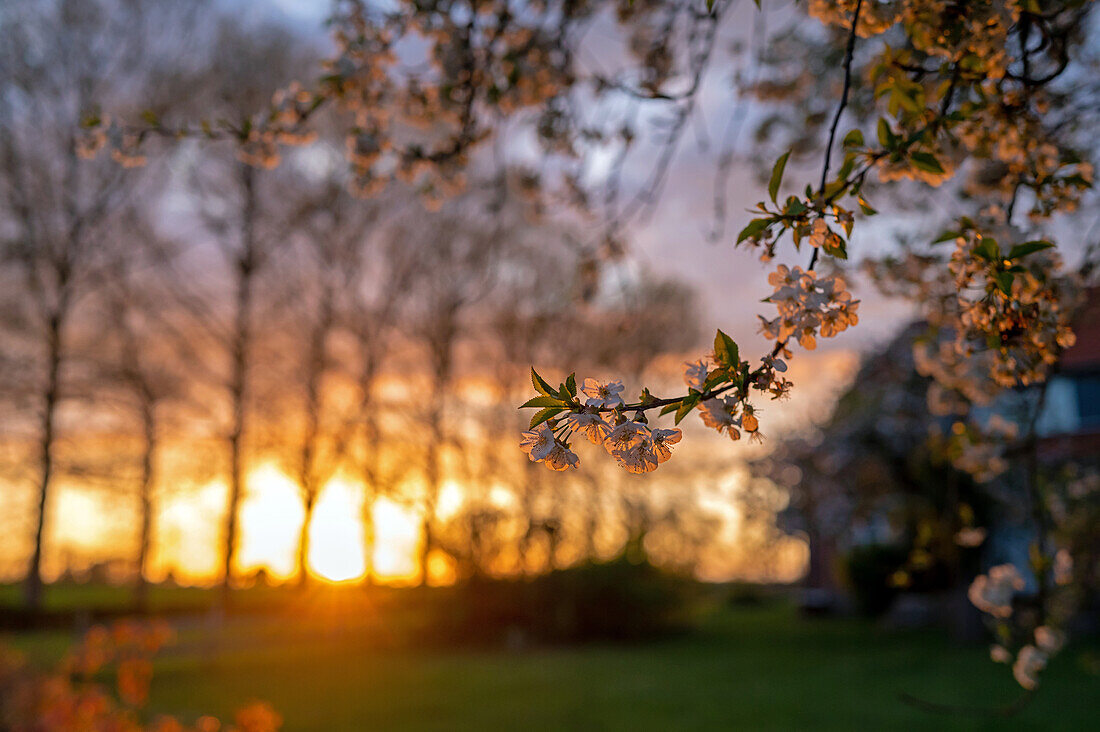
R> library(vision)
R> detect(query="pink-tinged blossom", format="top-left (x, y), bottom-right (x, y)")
top-left (682, 359), bottom-right (711, 391)
top-left (968, 563), bottom-right (1025, 617)
top-left (564, 412), bottom-right (613, 445)
top-left (581, 378), bottom-right (625, 408)
top-left (699, 397), bottom-right (736, 430)
top-left (1013, 645), bottom-right (1047, 690)
top-left (612, 442), bottom-right (659, 474)
top-left (603, 421), bottom-right (649, 454)
top-left (519, 424), bottom-right (556, 462)
top-left (761, 265), bottom-right (859, 351)
top-left (544, 443), bottom-right (580, 471)
top-left (698, 397), bottom-right (742, 441)
top-left (1054, 549), bottom-right (1073, 585)
top-left (1034, 626), bottom-right (1064, 654)
top-left (808, 217), bottom-right (830, 248)
top-left (741, 405), bottom-right (759, 433)
top-left (650, 428), bottom-right (682, 464)
top-left (954, 527), bottom-right (987, 547)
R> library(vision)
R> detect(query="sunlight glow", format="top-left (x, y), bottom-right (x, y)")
top-left (152, 479), bottom-right (227, 585)
top-left (238, 465), bottom-right (303, 581)
top-left (308, 478), bottom-right (366, 583)
top-left (370, 497), bottom-right (420, 582)
top-left (149, 465), bottom-right (428, 586)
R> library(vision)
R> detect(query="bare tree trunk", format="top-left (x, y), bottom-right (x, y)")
top-left (221, 164), bottom-right (257, 606)
top-left (361, 506), bottom-right (376, 587)
top-left (360, 405), bottom-right (379, 588)
top-left (294, 290), bottom-right (331, 588)
top-left (134, 399), bottom-right (157, 612)
top-left (419, 429), bottom-right (440, 587)
top-left (518, 462), bottom-right (539, 574)
top-left (24, 311), bottom-right (62, 611)
top-left (417, 308), bottom-right (456, 587)
top-left (295, 493), bottom-right (316, 587)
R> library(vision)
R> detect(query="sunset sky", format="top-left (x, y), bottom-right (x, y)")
top-left (0, 0), bottom-right (902, 589)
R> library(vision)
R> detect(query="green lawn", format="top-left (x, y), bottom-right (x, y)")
top-left (90, 603), bottom-right (1099, 731)
top-left (0, 581), bottom-right (289, 613)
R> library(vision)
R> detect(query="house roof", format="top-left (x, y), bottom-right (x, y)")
top-left (1061, 286), bottom-right (1100, 373)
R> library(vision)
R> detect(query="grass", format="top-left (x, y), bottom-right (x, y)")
top-left (0, 581), bottom-right (289, 614)
top-left (10, 599), bottom-right (1094, 731)
top-left (4, 588), bottom-right (1098, 731)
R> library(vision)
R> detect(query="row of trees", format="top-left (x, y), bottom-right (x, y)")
top-left (0, 0), bottom-right (792, 612)
top-left (63, 0), bottom-right (1100, 696)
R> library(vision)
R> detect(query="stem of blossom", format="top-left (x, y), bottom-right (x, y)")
top-left (585, 382), bottom-right (740, 414)
top-left (811, 0), bottom-right (864, 271)
top-left (817, 0), bottom-right (864, 198)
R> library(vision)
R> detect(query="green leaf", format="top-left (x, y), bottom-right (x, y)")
top-left (706, 0), bottom-right (715, 11)
top-left (842, 129), bottom-right (864, 148)
top-left (565, 372), bottom-right (577, 397)
top-left (713, 329), bottom-right (739, 368)
top-left (659, 402), bottom-right (681, 417)
top-left (857, 196), bottom-right (877, 216)
top-left (909, 151), bottom-right (945, 175)
top-left (822, 178), bottom-right (847, 201)
top-left (703, 369), bottom-right (728, 391)
top-left (520, 395), bottom-right (567, 409)
top-left (674, 399), bottom-right (695, 425)
top-left (768, 151), bottom-right (790, 203)
top-left (932, 230), bottom-right (960, 244)
top-left (823, 238), bottom-right (848, 260)
top-left (876, 118), bottom-right (893, 148)
top-left (975, 237), bottom-right (1000, 262)
top-left (531, 368), bottom-right (555, 396)
top-left (530, 407), bottom-right (565, 429)
top-left (736, 218), bottom-right (771, 245)
top-left (836, 152), bottom-right (856, 182)
top-left (1007, 240), bottom-right (1054, 260)
top-left (994, 272), bottom-right (1014, 295)
top-left (785, 197), bottom-right (808, 216)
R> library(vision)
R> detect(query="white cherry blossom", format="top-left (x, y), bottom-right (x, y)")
top-left (519, 424), bottom-right (556, 462)
top-left (564, 411), bottom-right (613, 445)
top-left (544, 443), bottom-right (580, 471)
top-left (581, 378), bottom-right (625, 408)
top-left (968, 563), bottom-right (1025, 617)
top-left (1012, 645), bottom-right (1047, 690)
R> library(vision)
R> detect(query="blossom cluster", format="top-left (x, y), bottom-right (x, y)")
top-left (759, 265), bottom-right (860, 351)
top-left (967, 563), bottom-right (1025, 618)
top-left (77, 0), bottom-right (585, 213)
top-left (520, 329), bottom-right (805, 474)
top-left (865, 221), bottom-right (1081, 485)
top-left (687, 355), bottom-right (769, 443)
top-left (969, 563), bottom-right (1073, 690)
top-left (945, 230), bottom-right (1078, 389)
top-left (519, 377), bottom-right (684, 474)
top-left (957, 86), bottom-right (1094, 221)
top-left (935, 415), bottom-right (1019, 483)
top-left (808, 0), bottom-right (1022, 79)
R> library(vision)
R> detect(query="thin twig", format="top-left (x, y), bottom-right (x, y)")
top-left (810, 0), bottom-right (864, 271)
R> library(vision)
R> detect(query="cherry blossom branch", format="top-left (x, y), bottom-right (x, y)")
top-left (817, 0), bottom-right (864, 197)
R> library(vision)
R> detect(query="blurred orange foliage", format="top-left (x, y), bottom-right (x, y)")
top-left (0, 620), bottom-right (280, 732)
